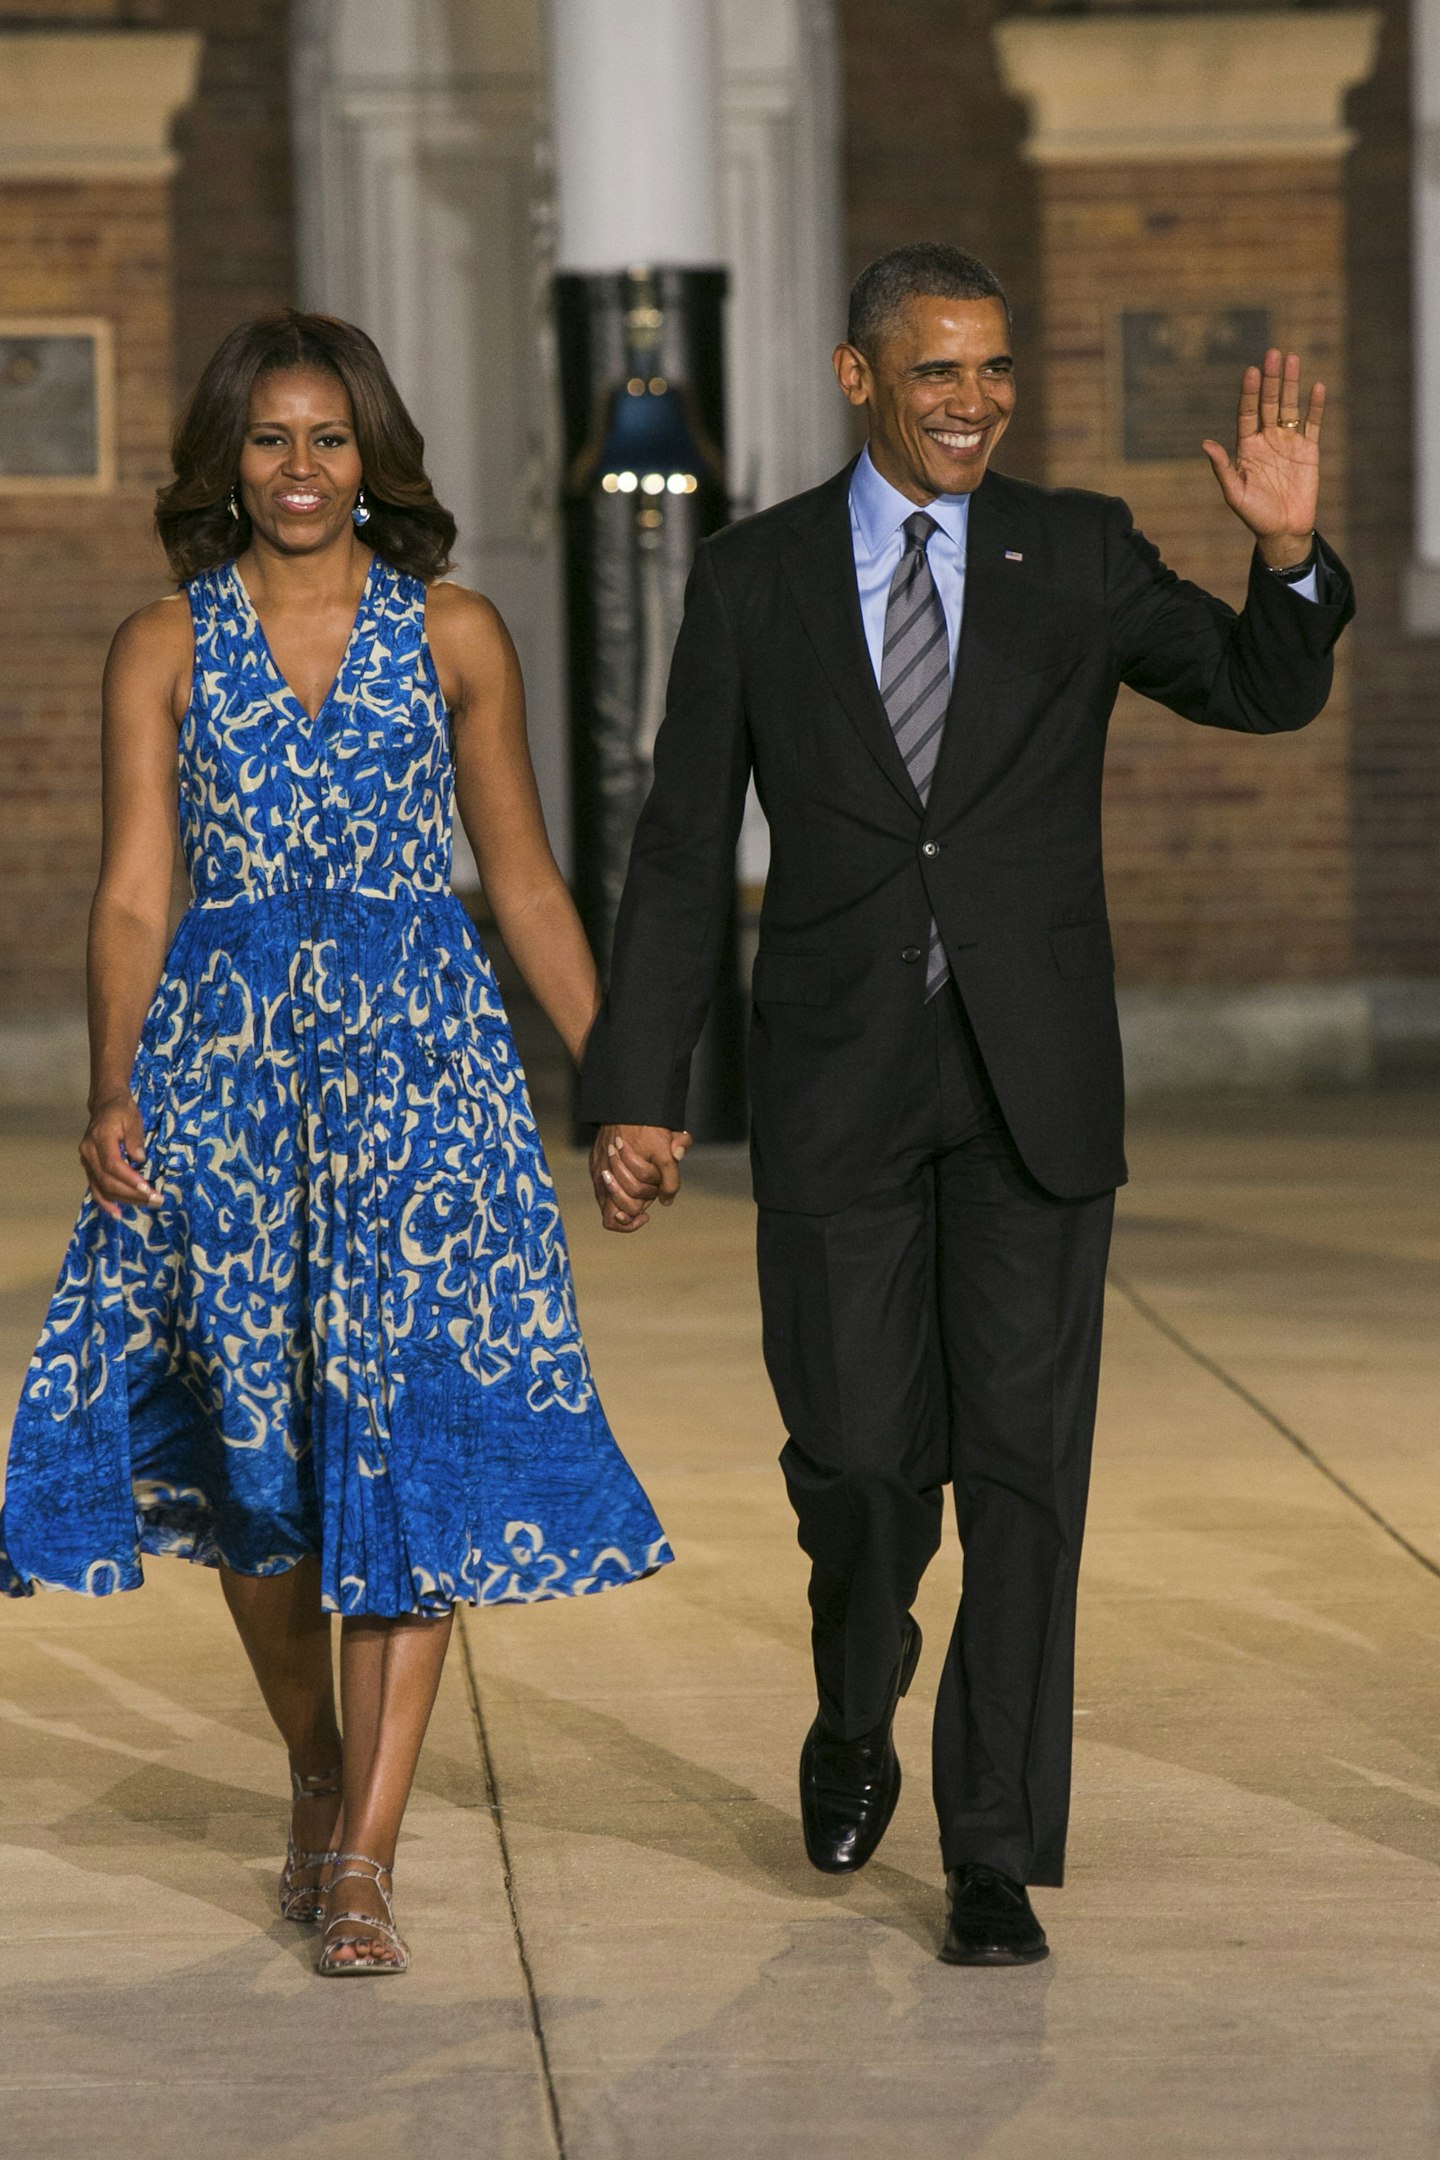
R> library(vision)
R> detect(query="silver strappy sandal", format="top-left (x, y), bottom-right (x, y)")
top-left (316, 1854), bottom-right (409, 1976)
top-left (278, 1763), bottom-right (343, 1925)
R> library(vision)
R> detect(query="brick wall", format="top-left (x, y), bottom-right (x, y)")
top-left (165, 0), bottom-right (296, 400)
top-left (0, 4), bottom-right (295, 1031)
top-left (0, 175), bottom-right (177, 1019)
top-left (1041, 154), bottom-right (1353, 985)
top-left (0, 2), bottom-right (296, 398)
top-left (839, 0), bottom-right (1438, 998)
top-left (840, 0), bottom-right (1046, 480)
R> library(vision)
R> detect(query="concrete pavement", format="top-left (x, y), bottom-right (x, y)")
top-left (0, 1094), bottom-right (1436, 2157)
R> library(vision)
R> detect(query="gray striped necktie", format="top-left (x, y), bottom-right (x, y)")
top-left (880, 510), bottom-right (951, 999)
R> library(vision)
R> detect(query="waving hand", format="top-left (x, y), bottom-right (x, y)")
top-left (1202, 347), bottom-right (1322, 569)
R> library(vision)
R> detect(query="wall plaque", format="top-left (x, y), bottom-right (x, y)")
top-left (1119, 307), bottom-right (1271, 464)
top-left (0, 318), bottom-right (115, 491)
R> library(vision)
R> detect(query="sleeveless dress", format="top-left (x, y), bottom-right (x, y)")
top-left (0, 555), bottom-right (672, 1615)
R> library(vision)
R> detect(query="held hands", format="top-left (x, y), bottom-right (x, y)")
top-left (81, 1090), bottom-right (160, 1220)
top-left (1202, 348), bottom-right (1322, 570)
top-left (589, 1123), bottom-right (692, 1234)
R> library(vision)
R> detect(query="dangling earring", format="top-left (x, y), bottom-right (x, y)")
top-left (352, 487), bottom-right (371, 528)
top-left (227, 488), bottom-right (240, 521)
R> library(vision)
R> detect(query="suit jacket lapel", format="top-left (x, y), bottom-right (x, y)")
top-left (779, 465), bottom-right (924, 814)
top-left (927, 472), bottom-right (1039, 815)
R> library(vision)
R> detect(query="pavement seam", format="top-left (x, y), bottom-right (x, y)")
top-left (1108, 1265), bottom-right (1440, 1588)
top-left (458, 1613), bottom-right (568, 2160)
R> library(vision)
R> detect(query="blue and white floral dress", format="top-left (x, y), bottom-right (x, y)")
top-left (0, 555), bottom-right (671, 1614)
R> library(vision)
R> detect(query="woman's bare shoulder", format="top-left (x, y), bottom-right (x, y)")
top-left (425, 578), bottom-right (513, 645)
top-left (108, 592), bottom-right (193, 668)
top-left (424, 579), bottom-right (519, 700)
top-left (104, 593), bottom-right (193, 719)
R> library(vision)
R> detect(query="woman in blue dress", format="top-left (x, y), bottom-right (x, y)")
top-left (0, 311), bottom-right (673, 1975)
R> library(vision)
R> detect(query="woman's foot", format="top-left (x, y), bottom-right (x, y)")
top-left (278, 1763), bottom-right (344, 1924)
top-left (317, 1855), bottom-right (409, 1975)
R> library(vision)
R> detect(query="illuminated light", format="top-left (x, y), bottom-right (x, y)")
top-left (601, 472), bottom-right (620, 493)
top-left (665, 471), bottom-right (691, 495)
top-left (648, 375), bottom-right (668, 395)
top-left (616, 470), bottom-right (638, 493)
top-left (638, 506), bottom-right (663, 530)
top-left (626, 377), bottom-right (645, 396)
top-left (683, 473), bottom-right (699, 494)
top-left (641, 472), bottom-right (665, 495)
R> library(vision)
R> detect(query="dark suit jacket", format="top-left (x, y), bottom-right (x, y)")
top-left (579, 461), bottom-right (1355, 1211)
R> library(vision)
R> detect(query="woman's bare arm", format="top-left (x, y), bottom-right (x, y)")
top-left (428, 582), bottom-right (601, 1066)
top-left (80, 596), bottom-right (189, 1218)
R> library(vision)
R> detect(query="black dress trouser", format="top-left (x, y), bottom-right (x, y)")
top-left (756, 984), bottom-right (1114, 1887)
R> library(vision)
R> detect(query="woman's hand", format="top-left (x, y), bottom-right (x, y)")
top-left (81, 1090), bottom-right (160, 1219)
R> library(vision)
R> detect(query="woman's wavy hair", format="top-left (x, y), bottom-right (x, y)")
top-left (156, 311), bottom-right (457, 583)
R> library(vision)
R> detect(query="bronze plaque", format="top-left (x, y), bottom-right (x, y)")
top-left (0, 327), bottom-right (108, 484)
top-left (1120, 308), bottom-right (1271, 463)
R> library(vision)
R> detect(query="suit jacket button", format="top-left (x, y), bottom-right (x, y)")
top-left (902, 946), bottom-right (922, 963)
top-left (921, 840), bottom-right (940, 857)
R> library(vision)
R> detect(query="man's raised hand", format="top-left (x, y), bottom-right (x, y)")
top-left (589, 1123), bottom-right (692, 1234)
top-left (1202, 347), bottom-right (1323, 570)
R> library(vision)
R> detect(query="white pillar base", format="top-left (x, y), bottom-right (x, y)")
top-left (1403, 560), bottom-right (1440, 635)
top-left (7, 983), bottom-right (1440, 1121)
top-left (1117, 980), bottom-right (1440, 1096)
top-left (0, 1017), bottom-right (91, 1122)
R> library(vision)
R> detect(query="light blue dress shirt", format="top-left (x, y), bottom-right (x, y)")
top-left (849, 446), bottom-right (969, 688)
top-left (847, 443), bottom-right (1319, 692)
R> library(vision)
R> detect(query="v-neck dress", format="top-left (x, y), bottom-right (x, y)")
top-left (0, 556), bottom-right (672, 1614)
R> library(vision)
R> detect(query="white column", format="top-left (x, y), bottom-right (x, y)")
top-left (1409, 0), bottom-right (1440, 630)
top-left (292, 0), bottom-right (845, 887)
top-left (718, 0), bottom-right (847, 518)
top-left (549, 0), bottom-right (721, 270)
top-left (715, 0), bottom-right (847, 884)
top-left (290, 0), bottom-right (568, 880)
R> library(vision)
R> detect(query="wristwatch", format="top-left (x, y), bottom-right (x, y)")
top-left (1267, 539), bottom-right (1318, 582)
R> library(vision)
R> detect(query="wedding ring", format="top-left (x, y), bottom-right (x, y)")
top-left (1279, 419), bottom-right (1301, 430)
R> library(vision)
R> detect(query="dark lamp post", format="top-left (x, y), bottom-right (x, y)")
top-left (557, 263), bottom-right (746, 1143)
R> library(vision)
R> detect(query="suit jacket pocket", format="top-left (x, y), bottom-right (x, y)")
top-left (989, 636), bottom-right (1086, 690)
top-left (751, 950), bottom-right (830, 1006)
top-left (1049, 919), bottom-right (1115, 980)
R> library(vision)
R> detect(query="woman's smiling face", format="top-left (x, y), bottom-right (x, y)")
top-left (236, 367), bottom-right (365, 553)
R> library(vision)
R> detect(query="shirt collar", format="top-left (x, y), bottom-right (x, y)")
top-left (849, 444), bottom-right (971, 560)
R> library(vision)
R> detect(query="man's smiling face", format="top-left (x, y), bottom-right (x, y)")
top-left (834, 293), bottom-right (1016, 504)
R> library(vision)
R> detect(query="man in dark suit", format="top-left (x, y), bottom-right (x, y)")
top-left (579, 244), bottom-right (1354, 1965)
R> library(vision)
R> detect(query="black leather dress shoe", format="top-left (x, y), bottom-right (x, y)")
top-left (800, 1617), bottom-right (922, 1874)
top-left (939, 1865), bottom-right (1048, 1966)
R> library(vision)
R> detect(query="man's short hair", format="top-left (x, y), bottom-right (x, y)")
top-left (847, 245), bottom-right (1011, 359)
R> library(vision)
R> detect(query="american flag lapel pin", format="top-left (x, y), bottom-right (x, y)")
top-left (1004, 549), bottom-right (1024, 563)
